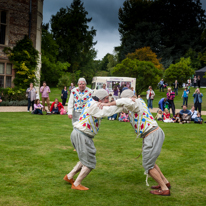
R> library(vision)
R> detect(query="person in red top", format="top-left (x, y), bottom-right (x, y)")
top-left (50, 98), bottom-right (64, 113)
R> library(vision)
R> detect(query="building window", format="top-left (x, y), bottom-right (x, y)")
top-left (0, 76), bottom-right (4, 87)
top-left (0, 62), bottom-right (13, 88)
top-left (0, 11), bottom-right (7, 45)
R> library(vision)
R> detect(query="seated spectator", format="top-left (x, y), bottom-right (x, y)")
top-left (180, 105), bottom-right (191, 123)
top-left (52, 103), bottom-right (59, 114)
top-left (119, 112), bottom-right (128, 122)
top-left (108, 97), bottom-right (118, 120)
top-left (50, 98), bottom-right (64, 114)
top-left (194, 112), bottom-right (203, 124)
top-left (190, 106), bottom-right (198, 121)
top-left (163, 108), bottom-right (173, 123)
top-left (0, 96), bottom-right (2, 103)
top-left (155, 109), bottom-right (163, 121)
top-left (173, 113), bottom-right (182, 124)
top-left (123, 113), bottom-right (129, 122)
top-left (33, 99), bottom-right (43, 115)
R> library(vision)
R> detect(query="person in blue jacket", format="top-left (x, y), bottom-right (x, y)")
top-left (193, 88), bottom-right (203, 115)
top-left (158, 98), bottom-right (167, 111)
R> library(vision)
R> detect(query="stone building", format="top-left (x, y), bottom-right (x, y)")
top-left (0, 0), bottom-right (43, 89)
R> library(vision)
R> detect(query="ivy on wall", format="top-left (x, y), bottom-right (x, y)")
top-left (4, 35), bottom-right (39, 89)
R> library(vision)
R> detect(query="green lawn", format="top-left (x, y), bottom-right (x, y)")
top-left (0, 113), bottom-right (206, 206)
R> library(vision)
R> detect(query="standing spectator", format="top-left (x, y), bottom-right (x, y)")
top-left (158, 98), bottom-right (167, 111)
top-left (40, 81), bottom-right (51, 113)
top-left (193, 76), bottom-right (197, 88)
top-left (167, 88), bottom-right (175, 117)
top-left (131, 87), bottom-right (136, 96)
top-left (103, 83), bottom-right (109, 94)
top-left (61, 86), bottom-right (68, 106)
top-left (33, 99), bottom-right (43, 115)
top-left (113, 85), bottom-right (119, 100)
top-left (50, 98), bottom-right (64, 114)
top-left (180, 105), bottom-right (191, 123)
top-left (122, 84), bottom-right (128, 92)
top-left (190, 106), bottom-right (198, 121)
top-left (173, 80), bottom-right (179, 95)
top-left (68, 78), bottom-right (93, 125)
top-left (146, 86), bottom-right (155, 109)
top-left (197, 75), bottom-right (201, 88)
top-left (182, 88), bottom-right (189, 107)
top-left (26, 83), bottom-right (37, 112)
top-left (69, 83), bottom-right (75, 93)
top-left (159, 79), bottom-right (164, 92)
top-left (193, 88), bottom-right (203, 115)
top-left (108, 97), bottom-right (117, 120)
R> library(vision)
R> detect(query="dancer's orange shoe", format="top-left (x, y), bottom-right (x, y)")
top-left (71, 184), bottom-right (89, 191)
top-left (63, 175), bottom-right (74, 184)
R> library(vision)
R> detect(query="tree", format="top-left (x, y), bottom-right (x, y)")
top-left (164, 57), bottom-right (195, 84)
top-left (112, 58), bottom-right (162, 94)
top-left (184, 48), bottom-right (201, 70)
top-left (126, 47), bottom-right (163, 70)
top-left (41, 24), bottom-right (70, 86)
top-left (118, 0), bottom-right (206, 67)
top-left (50, 0), bottom-right (96, 76)
top-left (4, 36), bottom-right (39, 89)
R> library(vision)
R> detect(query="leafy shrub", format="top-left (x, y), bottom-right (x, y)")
top-left (0, 100), bottom-right (28, 106)
top-left (0, 87), bottom-right (27, 101)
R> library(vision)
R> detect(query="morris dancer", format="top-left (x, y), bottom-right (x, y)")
top-left (64, 89), bottom-right (124, 190)
top-left (68, 78), bottom-right (93, 125)
top-left (100, 89), bottom-right (171, 196)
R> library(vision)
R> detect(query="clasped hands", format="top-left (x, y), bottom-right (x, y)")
top-left (98, 97), bottom-right (136, 109)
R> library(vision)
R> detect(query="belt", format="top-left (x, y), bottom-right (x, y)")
top-left (142, 126), bottom-right (159, 139)
top-left (74, 128), bottom-right (94, 138)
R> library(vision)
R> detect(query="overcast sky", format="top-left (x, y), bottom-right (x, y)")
top-left (43, 0), bottom-right (206, 60)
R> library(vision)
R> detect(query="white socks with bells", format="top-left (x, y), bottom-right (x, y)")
top-left (67, 162), bottom-right (92, 186)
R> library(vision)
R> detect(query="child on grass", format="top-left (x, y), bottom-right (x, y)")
top-left (173, 113), bottom-right (182, 124)
top-left (194, 112), bottom-right (203, 124)
top-left (163, 108), bottom-right (174, 123)
top-left (155, 109), bottom-right (163, 121)
top-left (52, 103), bottom-right (59, 114)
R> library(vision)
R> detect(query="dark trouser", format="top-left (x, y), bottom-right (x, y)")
top-left (159, 85), bottom-right (164, 92)
top-left (195, 102), bottom-right (201, 115)
top-left (194, 83), bottom-right (197, 88)
top-left (28, 98), bottom-right (34, 111)
top-left (168, 100), bottom-right (175, 116)
top-left (147, 99), bottom-right (153, 109)
top-left (52, 111), bottom-right (60, 114)
top-left (34, 109), bottom-right (43, 115)
top-left (62, 98), bottom-right (67, 106)
top-left (197, 82), bottom-right (200, 88)
top-left (183, 97), bottom-right (188, 107)
top-left (174, 88), bottom-right (178, 95)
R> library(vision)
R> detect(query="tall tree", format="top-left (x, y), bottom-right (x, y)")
top-left (41, 24), bottom-right (70, 86)
top-left (118, 0), bottom-right (206, 68)
top-left (50, 0), bottom-right (96, 75)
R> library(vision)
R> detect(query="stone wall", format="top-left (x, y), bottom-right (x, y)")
top-left (0, 0), bottom-right (43, 88)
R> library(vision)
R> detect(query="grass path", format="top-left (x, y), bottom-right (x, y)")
top-left (0, 113), bottom-right (206, 205)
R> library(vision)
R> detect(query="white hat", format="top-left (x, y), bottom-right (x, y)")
top-left (121, 89), bottom-right (134, 98)
top-left (94, 89), bottom-right (109, 100)
top-left (78, 78), bottom-right (87, 84)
